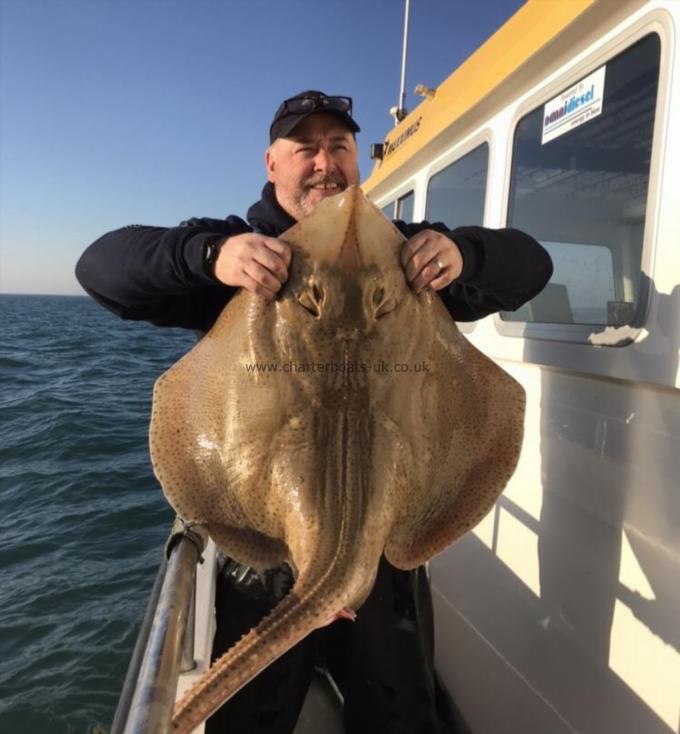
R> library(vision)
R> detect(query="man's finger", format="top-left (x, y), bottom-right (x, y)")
top-left (262, 236), bottom-right (292, 268)
top-left (399, 231), bottom-right (430, 269)
top-left (428, 270), bottom-right (451, 291)
top-left (243, 260), bottom-right (283, 294)
top-left (252, 245), bottom-right (289, 283)
top-left (411, 259), bottom-right (443, 293)
top-left (404, 240), bottom-right (439, 283)
top-left (240, 271), bottom-right (277, 300)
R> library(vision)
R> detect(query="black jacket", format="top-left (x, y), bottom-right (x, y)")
top-left (75, 183), bottom-right (552, 332)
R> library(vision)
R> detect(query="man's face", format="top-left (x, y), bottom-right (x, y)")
top-left (265, 113), bottom-right (360, 221)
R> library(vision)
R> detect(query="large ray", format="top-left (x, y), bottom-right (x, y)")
top-left (148, 186), bottom-right (525, 732)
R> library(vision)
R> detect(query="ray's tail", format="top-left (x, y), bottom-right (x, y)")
top-left (171, 576), bottom-right (345, 733)
top-left (173, 407), bottom-right (379, 732)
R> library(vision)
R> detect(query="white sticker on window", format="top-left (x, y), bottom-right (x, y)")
top-left (542, 65), bottom-right (606, 144)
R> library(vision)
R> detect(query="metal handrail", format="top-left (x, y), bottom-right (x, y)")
top-left (110, 556), bottom-right (168, 734)
top-left (180, 577), bottom-right (197, 674)
top-left (111, 523), bottom-right (206, 734)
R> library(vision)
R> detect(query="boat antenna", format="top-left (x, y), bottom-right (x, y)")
top-left (390, 0), bottom-right (410, 125)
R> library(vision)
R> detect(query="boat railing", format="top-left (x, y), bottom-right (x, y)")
top-left (110, 520), bottom-right (208, 734)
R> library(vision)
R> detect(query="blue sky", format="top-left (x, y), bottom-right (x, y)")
top-left (0, 0), bottom-right (524, 295)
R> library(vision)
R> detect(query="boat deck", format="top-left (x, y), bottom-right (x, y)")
top-left (294, 670), bottom-right (344, 734)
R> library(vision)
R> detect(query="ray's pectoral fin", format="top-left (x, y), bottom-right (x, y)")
top-left (207, 523), bottom-right (290, 572)
top-left (384, 312), bottom-right (526, 571)
top-left (149, 314), bottom-right (292, 573)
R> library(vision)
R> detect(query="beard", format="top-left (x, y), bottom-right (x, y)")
top-left (296, 173), bottom-right (350, 217)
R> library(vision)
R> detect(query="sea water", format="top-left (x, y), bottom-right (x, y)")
top-left (0, 294), bottom-right (195, 733)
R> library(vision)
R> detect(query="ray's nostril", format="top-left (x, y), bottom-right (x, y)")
top-left (372, 285), bottom-right (396, 319)
top-left (298, 283), bottom-right (324, 318)
top-left (375, 297), bottom-right (396, 320)
top-left (298, 295), bottom-right (319, 317)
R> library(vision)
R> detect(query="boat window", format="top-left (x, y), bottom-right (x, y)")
top-left (425, 143), bottom-right (488, 227)
top-left (381, 190), bottom-right (414, 222)
top-left (381, 202), bottom-right (395, 218)
top-left (502, 33), bottom-right (661, 328)
top-left (395, 191), bottom-right (414, 222)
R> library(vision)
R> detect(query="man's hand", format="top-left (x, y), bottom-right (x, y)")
top-left (213, 233), bottom-right (292, 300)
top-left (400, 230), bottom-right (463, 294)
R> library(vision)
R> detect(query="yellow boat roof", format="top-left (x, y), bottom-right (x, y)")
top-left (362, 0), bottom-right (597, 195)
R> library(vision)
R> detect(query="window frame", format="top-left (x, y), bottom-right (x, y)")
top-left (423, 133), bottom-right (493, 333)
top-left (395, 190), bottom-right (415, 221)
top-left (377, 179), bottom-right (417, 222)
top-left (494, 20), bottom-right (668, 347)
top-left (423, 134), bottom-right (492, 230)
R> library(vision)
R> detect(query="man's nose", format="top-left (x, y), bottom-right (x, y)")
top-left (313, 147), bottom-right (333, 173)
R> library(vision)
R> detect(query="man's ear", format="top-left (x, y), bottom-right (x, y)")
top-left (265, 146), bottom-right (276, 183)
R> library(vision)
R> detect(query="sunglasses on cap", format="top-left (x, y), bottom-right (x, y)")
top-left (278, 94), bottom-right (353, 118)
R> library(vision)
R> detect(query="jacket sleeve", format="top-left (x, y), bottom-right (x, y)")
top-left (75, 216), bottom-right (252, 331)
top-left (395, 220), bottom-right (553, 321)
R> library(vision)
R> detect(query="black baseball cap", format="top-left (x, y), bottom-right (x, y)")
top-left (269, 90), bottom-right (361, 143)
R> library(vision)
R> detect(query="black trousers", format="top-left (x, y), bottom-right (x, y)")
top-left (205, 556), bottom-right (454, 734)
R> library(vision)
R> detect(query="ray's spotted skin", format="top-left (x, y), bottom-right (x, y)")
top-left (148, 187), bottom-right (526, 732)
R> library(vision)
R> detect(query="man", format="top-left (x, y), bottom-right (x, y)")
top-left (76, 90), bottom-right (552, 734)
